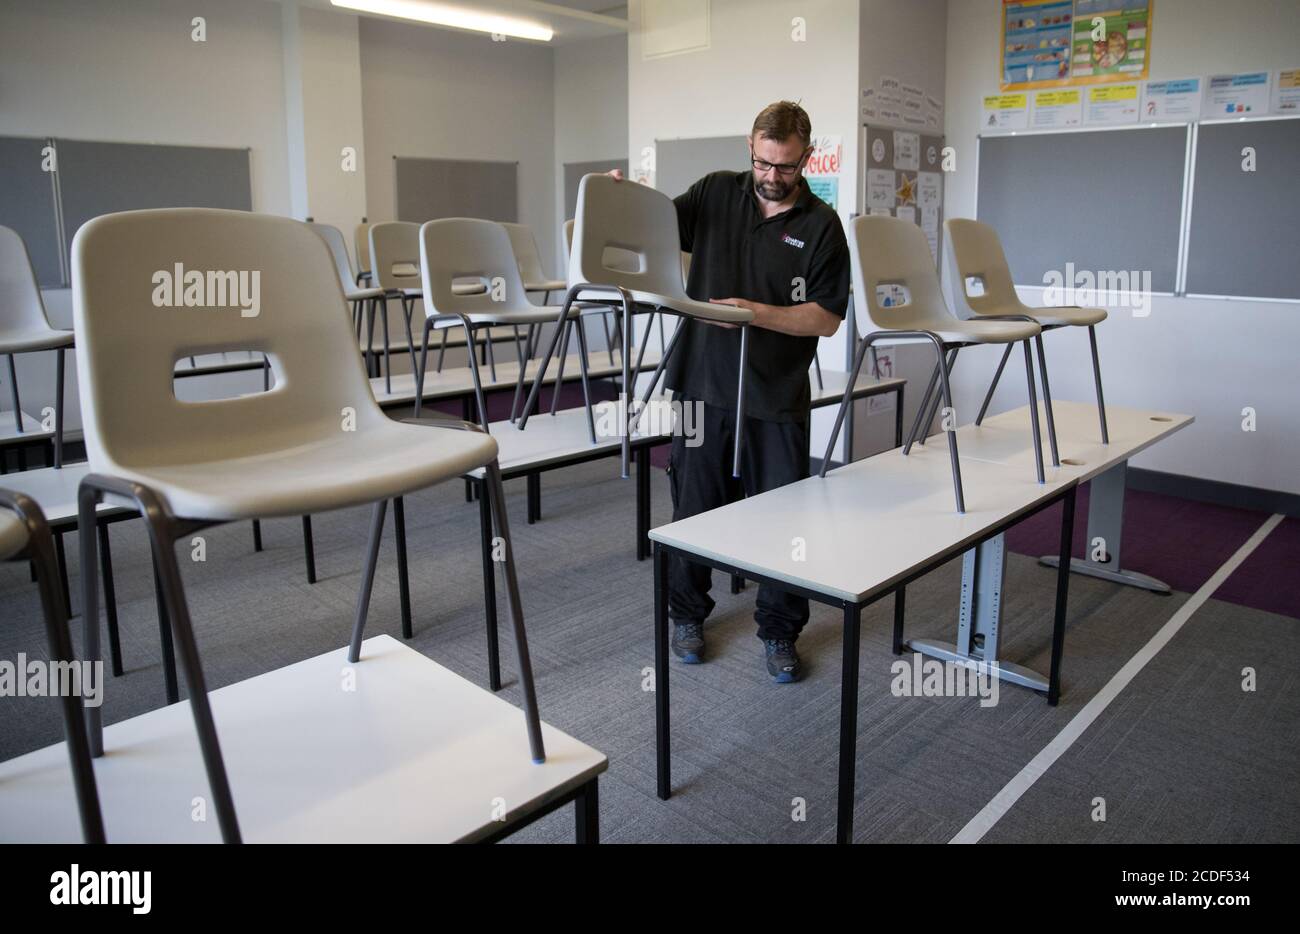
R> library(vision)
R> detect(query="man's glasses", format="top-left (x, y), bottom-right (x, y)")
top-left (751, 157), bottom-right (803, 177)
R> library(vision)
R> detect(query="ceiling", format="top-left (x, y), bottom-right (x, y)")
top-left (296, 0), bottom-right (630, 45)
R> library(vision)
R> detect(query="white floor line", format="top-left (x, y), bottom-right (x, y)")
top-left (950, 512), bottom-right (1285, 844)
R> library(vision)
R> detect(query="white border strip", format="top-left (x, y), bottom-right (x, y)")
top-left (950, 512), bottom-right (1285, 844)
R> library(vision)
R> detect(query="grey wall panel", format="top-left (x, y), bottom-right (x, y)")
top-left (976, 126), bottom-right (1188, 293)
top-left (1185, 118), bottom-right (1300, 300)
top-left (564, 158), bottom-right (627, 222)
top-left (656, 136), bottom-right (749, 199)
top-left (394, 157), bottom-right (517, 223)
top-left (0, 137), bottom-right (64, 287)
top-left (56, 139), bottom-right (251, 260)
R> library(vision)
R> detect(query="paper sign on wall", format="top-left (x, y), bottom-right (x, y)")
top-left (892, 131), bottom-right (920, 171)
top-left (1031, 89), bottom-right (1082, 127)
top-left (1272, 68), bottom-right (1300, 114)
top-left (983, 93), bottom-right (1029, 130)
top-left (1140, 78), bottom-right (1202, 121)
top-left (1083, 83), bottom-right (1139, 125)
top-left (1202, 72), bottom-right (1270, 118)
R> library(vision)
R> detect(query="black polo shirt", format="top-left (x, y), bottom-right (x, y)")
top-left (665, 170), bottom-right (850, 423)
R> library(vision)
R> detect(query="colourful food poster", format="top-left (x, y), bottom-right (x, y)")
top-left (1272, 68), bottom-right (1300, 114)
top-left (983, 93), bottom-right (1030, 130)
top-left (1031, 88), bottom-right (1083, 127)
top-left (1201, 71), bottom-right (1270, 118)
top-left (1140, 77), bottom-right (1201, 121)
top-left (1001, 0), bottom-right (1154, 91)
top-left (1001, 0), bottom-right (1074, 88)
top-left (1083, 82), bottom-right (1139, 125)
top-left (1070, 0), bottom-right (1150, 82)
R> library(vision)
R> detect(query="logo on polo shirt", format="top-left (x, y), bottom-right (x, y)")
top-left (781, 232), bottom-right (805, 249)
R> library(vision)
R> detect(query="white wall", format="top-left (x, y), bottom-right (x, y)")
top-left (358, 16), bottom-right (558, 268)
top-left (627, 0), bottom-right (861, 457)
top-left (555, 33), bottom-right (629, 275)
top-left (944, 0), bottom-right (1300, 495)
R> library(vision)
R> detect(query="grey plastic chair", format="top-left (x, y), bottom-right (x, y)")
top-left (523, 174), bottom-right (753, 479)
top-left (416, 218), bottom-right (581, 432)
top-left (946, 218), bottom-right (1109, 453)
top-left (354, 221), bottom-right (372, 283)
top-left (1, 226), bottom-right (71, 468)
top-left (309, 222), bottom-right (387, 375)
top-left (71, 208), bottom-right (544, 843)
top-left (820, 215), bottom-right (1047, 513)
top-left (0, 489), bottom-right (104, 842)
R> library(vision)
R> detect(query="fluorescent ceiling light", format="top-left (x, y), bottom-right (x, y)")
top-left (331, 0), bottom-right (554, 41)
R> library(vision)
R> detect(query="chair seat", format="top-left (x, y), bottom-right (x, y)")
top-left (630, 291), bottom-right (753, 323)
top-left (345, 287), bottom-right (386, 302)
top-left (432, 306), bottom-right (578, 328)
top-left (0, 511), bottom-right (27, 562)
top-left (101, 420), bottom-right (498, 522)
top-left (1027, 305), bottom-right (1107, 328)
top-left (0, 327), bottom-right (74, 353)
top-left (907, 317), bottom-right (1040, 345)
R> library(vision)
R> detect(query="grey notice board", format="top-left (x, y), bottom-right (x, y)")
top-left (395, 157), bottom-right (517, 223)
top-left (656, 136), bottom-right (749, 199)
top-left (1185, 118), bottom-right (1300, 300)
top-left (564, 158), bottom-right (627, 221)
top-left (977, 125), bottom-right (1189, 293)
top-left (57, 140), bottom-right (251, 262)
top-left (0, 137), bottom-right (63, 287)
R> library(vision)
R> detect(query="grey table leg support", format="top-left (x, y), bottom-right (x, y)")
top-left (1037, 460), bottom-right (1170, 593)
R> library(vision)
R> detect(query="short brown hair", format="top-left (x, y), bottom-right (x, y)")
top-left (751, 101), bottom-right (812, 148)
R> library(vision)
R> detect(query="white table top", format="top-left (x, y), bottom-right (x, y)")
top-left (810, 370), bottom-right (904, 406)
top-left (648, 403), bottom-right (1191, 604)
top-left (0, 462), bottom-right (128, 526)
top-left (371, 348), bottom-right (663, 406)
top-left (0, 409), bottom-right (52, 444)
top-left (0, 635), bottom-right (607, 843)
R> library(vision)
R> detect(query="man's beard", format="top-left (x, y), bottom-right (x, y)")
top-left (753, 172), bottom-right (795, 203)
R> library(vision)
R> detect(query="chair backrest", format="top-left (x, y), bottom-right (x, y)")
top-left (501, 222), bottom-right (550, 287)
top-left (354, 222), bottom-right (372, 275)
top-left (0, 225), bottom-right (58, 334)
top-left (309, 222), bottom-right (358, 295)
top-left (569, 174), bottom-right (687, 298)
top-left (848, 215), bottom-right (956, 339)
top-left (564, 216), bottom-right (640, 277)
top-left (368, 221), bottom-right (422, 292)
top-left (419, 218), bottom-right (535, 317)
top-left (72, 208), bottom-right (383, 472)
top-left (944, 218), bottom-right (1027, 319)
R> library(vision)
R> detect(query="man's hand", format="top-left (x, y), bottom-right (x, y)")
top-left (709, 298), bottom-right (841, 337)
top-left (606, 169), bottom-right (625, 182)
top-left (705, 298), bottom-right (749, 328)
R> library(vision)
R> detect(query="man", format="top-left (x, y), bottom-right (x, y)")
top-left (612, 101), bottom-right (850, 682)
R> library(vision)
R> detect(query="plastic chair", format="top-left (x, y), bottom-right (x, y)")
top-left (1, 226), bottom-right (71, 468)
top-left (819, 216), bottom-right (1047, 513)
top-left (0, 489), bottom-right (104, 842)
top-left (523, 174), bottom-right (753, 479)
top-left (945, 218), bottom-right (1108, 454)
top-left (415, 218), bottom-right (581, 432)
top-left (71, 208), bottom-right (544, 843)
top-left (309, 222), bottom-right (387, 375)
top-left (354, 221), bottom-right (372, 284)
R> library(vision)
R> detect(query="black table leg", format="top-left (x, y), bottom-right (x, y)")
top-left (394, 498), bottom-right (412, 640)
top-left (98, 523), bottom-right (124, 677)
top-left (301, 515), bottom-right (316, 584)
top-left (892, 586), bottom-right (906, 655)
top-left (479, 479), bottom-right (501, 692)
top-left (654, 543), bottom-right (671, 800)
top-left (575, 778), bottom-right (600, 844)
top-left (152, 554), bottom-right (179, 705)
top-left (527, 472), bottom-right (540, 524)
top-left (636, 446), bottom-right (650, 560)
top-left (53, 530), bottom-right (71, 618)
top-left (894, 385), bottom-right (905, 449)
top-left (1048, 485), bottom-right (1077, 706)
top-left (252, 519), bottom-right (263, 552)
top-left (837, 603), bottom-right (862, 844)
top-left (730, 574), bottom-right (744, 593)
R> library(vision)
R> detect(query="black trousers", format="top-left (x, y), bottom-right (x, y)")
top-left (666, 396), bottom-right (811, 641)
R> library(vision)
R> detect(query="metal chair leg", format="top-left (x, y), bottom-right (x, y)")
top-left (601, 311), bottom-right (615, 365)
top-left (1034, 334), bottom-right (1060, 467)
top-left (348, 499), bottom-right (388, 663)
top-left (1088, 325), bottom-right (1109, 444)
top-left (401, 297), bottom-right (420, 379)
top-left (550, 319), bottom-right (573, 416)
top-left (414, 317), bottom-right (435, 419)
top-left (932, 340), bottom-right (966, 514)
top-left (460, 320), bottom-right (491, 430)
top-left (6, 354), bottom-right (22, 434)
top-left (812, 352), bottom-right (824, 390)
top-left (483, 460), bottom-right (546, 764)
top-left (1022, 340), bottom-right (1046, 484)
top-left (627, 318), bottom-right (686, 437)
top-left (917, 349), bottom-right (959, 447)
top-left (818, 335), bottom-right (871, 477)
top-left (903, 356), bottom-right (942, 454)
top-left (975, 343), bottom-right (1013, 426)
top-left (54, 347), bottom-right (65, 469)
top-left (573, 319), bottom-right (597, 443)
top-left (435, 326), bottom-right (449, 373)
top-left (733, 324), bottom-right (749, 479)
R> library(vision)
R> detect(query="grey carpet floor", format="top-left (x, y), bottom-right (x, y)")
top-left (1, 458), bottom-right (1296, 843)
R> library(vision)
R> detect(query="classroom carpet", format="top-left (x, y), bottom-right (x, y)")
top-left (1, 451), bottom-right (1296, 843)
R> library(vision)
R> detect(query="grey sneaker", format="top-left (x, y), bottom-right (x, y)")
top-left (671, 622), bottom-right (705, 664)
top-left (763, 639), bottom-right (801, 683)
